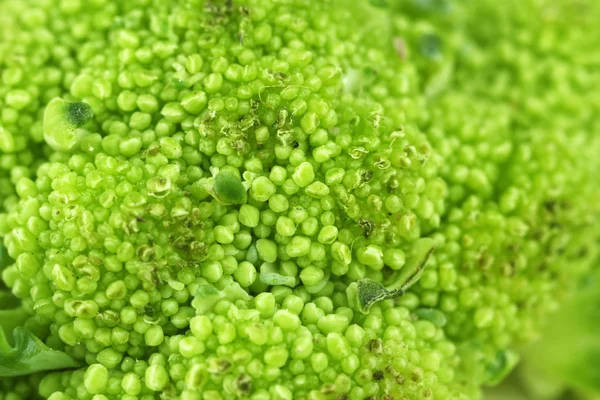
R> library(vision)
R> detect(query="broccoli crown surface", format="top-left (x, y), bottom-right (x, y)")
top-left (0, 0), bottom-right (599, 399)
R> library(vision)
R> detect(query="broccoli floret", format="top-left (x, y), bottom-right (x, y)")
top-left (0, 0), bottom-right (599, 399)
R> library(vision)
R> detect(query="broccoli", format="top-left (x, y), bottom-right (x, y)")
top-left (0, 0), bottom-right (599, 399)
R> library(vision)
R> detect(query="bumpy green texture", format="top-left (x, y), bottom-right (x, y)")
top-left (0, 373), bottom-right (44, 400)
top-left (0, 0), bottom-right (599, 399)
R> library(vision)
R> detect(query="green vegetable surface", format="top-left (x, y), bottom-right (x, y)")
top-left (0, 0), bottom-right (599, 399)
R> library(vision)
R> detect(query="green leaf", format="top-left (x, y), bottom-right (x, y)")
top-left (192, 282), bottom-right (250, 314)
top-left (0, 290), bottom-right (80, 375)
top-left (43, 97), bottom-right (94, 151)
top-left (221, 281), bottom-right (251, 302)
top-left (213, 171), bottom-right (247, 205)
top-left (64, 101), bottom-right (95, 127)
top-left (259, 272), bottom-right (296, 288)
top-left (191, 285), bottom-right (222, 315)
top-left (353, 280), bottom-right (398, 313)
top-left (0, 327), bottom-right (80, 377)
top-left (350, 238), bottom-right (436, 313)
top-left (485, 349), bottom-right (520, 386)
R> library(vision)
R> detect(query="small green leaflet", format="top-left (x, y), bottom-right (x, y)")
top-left (43, 97), bottom-right (94, 151)
top-left (192, 281), bottom-right (251, 315)
top-left (485, 349), bottom-right (519, 386)
top-left (349, 238), bottom-right (435, 313)
top-left (0, 327), bottom-right (80, 377)
top-left (260, 272), bottom-right (296, 288)
top-left (213, 171), bottom-right (247, 205)
top-left (1, 290), bottom-right (80, 376)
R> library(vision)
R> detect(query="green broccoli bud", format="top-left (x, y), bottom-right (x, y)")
top-left (0, 0), bottom-right (599, 398)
